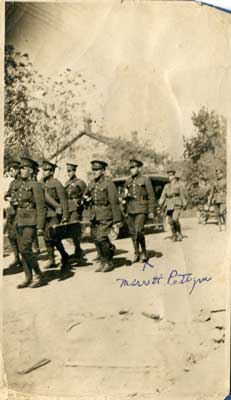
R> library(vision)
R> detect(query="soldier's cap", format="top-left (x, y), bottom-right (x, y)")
top-left (129, 159), bottom-right (143, 168)
top-left (20, 157), bottom-right (38, 169)
top-left (42, 160), bottom-right (57, 171)
top-left (199, 175), bottom-right (208, 181)
top-left (166, 169), bottom-right (176, 174)
top-left (91, 160), bottom-right (108, 170)
top-left (8, 160), bottom-right (20, 170)
top-left (216, 168), bottom-right (223, 173)
top-left (66, 161), bottom-right (78, 170)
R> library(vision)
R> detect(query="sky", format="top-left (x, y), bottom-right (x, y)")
top-left (5, 1), bottom-right (231, 158)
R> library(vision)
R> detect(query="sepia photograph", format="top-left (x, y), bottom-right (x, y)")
top-left (3, 1), bottom-right (231, 399)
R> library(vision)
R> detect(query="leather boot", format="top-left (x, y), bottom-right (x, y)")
top-left (169, 224), bottom-right (177, 241)
top-left (73, 238), bottom-right (84, 258)
top-left (44, 244), bottom-right (56, 269)
top-left (102, 260), bottom-right (114, 273)
top-left (139, 235), bottom-right (148, 262)
top-left (17, 258), bottom-right (32, 289)
top-left (94, 242), bottom-right (105, 272)
top-left (132, 239), bottom-right (140, 263)
top-left (29, 274), bottom-right (45, 288)
top-left (8, 248), bottom-right (22, 268)
top-left (175, 221), bottom-right (183, 241)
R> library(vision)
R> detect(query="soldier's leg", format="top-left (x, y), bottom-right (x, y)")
top-left (136, 214), bottom-right (148, 261)
top-left (70, 211), bottom-right (84, 257)
top-left (99, 221), bottom-right (114, 273)
top-left (167, 211), bottom-right (177, 241)
top-left (44, 218), bottom-right (56, 268)
top-left (127, 214), bottom-right (140, 262)
top-left (173, 209), bottom-right (182, 241)
top-left (16, 226), bottom-right (43, 288)
top-left (7, 220), bottom-right (22, 268)
top-left (91, 221), bottom-right (104, 271)
top-left (32, 233), bottom-right (40, 254)
top-left (214, 204), bottom-right (222, 231)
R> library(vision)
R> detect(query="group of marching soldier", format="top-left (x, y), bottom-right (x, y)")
top-left (4, 155), bottom-right (226, 289)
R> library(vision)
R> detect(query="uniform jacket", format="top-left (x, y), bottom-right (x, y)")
top-left (124, 174), bottom-right (156, 215)
top-left (159, 180), bottom-right (187, 211)
top-left (197, 184), bottom-right (211, 204)
top-left (85, 175), bottom-right (122, 223)
top-left (210, 177), bottom-right (226, 204)
top-left (40, 177), bottom-right (69, 220)
top-left (15, 178), bottom-right (46, 230)
top-left (4, 176), bottom-right (22, 218)
top-left (64, 176), bottom-right (86, 213)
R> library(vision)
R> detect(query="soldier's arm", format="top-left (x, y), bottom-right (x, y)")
top-left (208, 185), bottom-right (215, 206)
top-left (159, 185), bottom-right (166, 207)
top-left (4, 181), bottom-right (14, 201)
top-left (79, 180), bottom-right (87, 195)
top-left (179, 185), bottom-right (187, 208)
top-left (32, 182), bottom-right (47, 231)
top-left (144, 177), bottom-right (156, 214)
top-left (45, 191), bottom-right (60, 209)
top-left (107, 181), bottom-right (122, 224)
top-left (55, 180), bottom-right (69, 220)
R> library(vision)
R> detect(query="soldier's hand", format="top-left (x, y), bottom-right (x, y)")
top-left (56, 206), bottom-right (62, 215)
top-left (148, 213), bottom-right (154, 220)
top-left (37, 229), bottom-right (44, 236)
top-left (61, 218), bottom-right (68, 224)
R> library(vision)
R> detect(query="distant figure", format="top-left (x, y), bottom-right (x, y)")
top-left (197, 176), bottom-right (211, 224)
top-left (159, 169), bottom-right (187, 241)
top-left (4, 161), bottom-right (22, 268)
top-left (208, 168), bottom-right (226, 231)
top-left (124, 159), bottom-right (155, 263)
top-left (65, 161), bottom-right (86, 258)
top-left (83, 160), bottom-right (122, 272)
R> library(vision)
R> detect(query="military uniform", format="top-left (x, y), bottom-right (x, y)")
top-left (209, 170), bottom-right (226, 229)
top-left (84, 160), bottom-right (122, 272)
top-left (65, 162), bottom-right (86, 257)
top-left (196, 180), bottom-right (211, 224)
top-left (15, 157), bottom-right (47, 288)
top-left (124, 159), bottom-right (155, 262)
top-left (41, 160), bottom-right (70, 268)
top-left (4, 162), bottom-right (22, 267)
top-left (159, 170), bottom-right (186, 241)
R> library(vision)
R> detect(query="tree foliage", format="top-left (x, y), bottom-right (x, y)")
top-left (93, 130), bottom-right (169, 177)
top-left (4, 45), bottom-right (96, 167)
top-left (183, 107), bottom-right (226, 204)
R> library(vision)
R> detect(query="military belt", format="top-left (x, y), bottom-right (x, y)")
top-left (18, 202), bottom-right (36, 209)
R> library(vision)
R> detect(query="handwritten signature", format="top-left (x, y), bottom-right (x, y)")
top-left (116, 262), bottom-right (212, 295)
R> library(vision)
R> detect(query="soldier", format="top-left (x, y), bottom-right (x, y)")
top-left (124, 159), bottom-right (155, 263)
top-left (31, 161), bottom-right (41, 254)
top-left (4, 161), bottom-right (22, 268)
top-left (83, 160), bottom-right (122, 272)
top-left (41, 160), bottom-right (70, 270)
top-left (159, 169), bottom-right (187, 241)
top-left (15, 157), bottom-right (46, 288)
top-left (208, 168), bottom-right (226, 231)
top-left (64, 161), bottom-right (86, 258)
top-left (197, 176), bottom-right (210, 224)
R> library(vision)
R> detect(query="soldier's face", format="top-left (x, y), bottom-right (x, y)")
top-left (92, 168), bottom-right (103, 180)
top-left (168, 173), bottom-right (175, 182)
top-left (20, 166), bottom-right (33, 179)
top-left (9, 167), bottom-right (18, 178)
top-left (43, 168), bottom-right (53, 179)
top-left (216, 171), bottom-right (223, 179)
top-left (67, 168), bottom-right (76, 179)
top-left (130, 166), bottom-right (139, 177)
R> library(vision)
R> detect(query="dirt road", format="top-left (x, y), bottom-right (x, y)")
top-left (2, 218), bottom-right (228, 400)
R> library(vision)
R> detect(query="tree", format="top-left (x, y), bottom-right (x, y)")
top-left (92, 130), bottom-right (169, 177)
top-left (4, 45), bottom-right (98, 167)
top-left (183, 107), bottom-right (226, 204)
